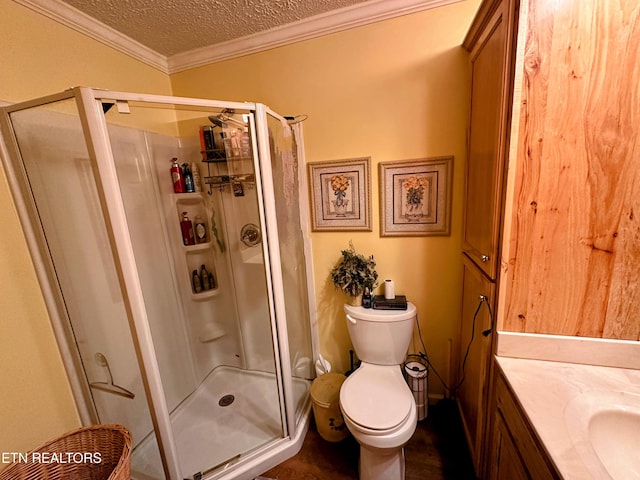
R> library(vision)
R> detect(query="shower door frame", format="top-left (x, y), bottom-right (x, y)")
top-left (0, 87), bottom-right (317, 480)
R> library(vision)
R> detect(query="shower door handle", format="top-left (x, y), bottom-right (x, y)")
top-left (346, 314), bottom-right (357, 325)
top-left (90, 352), bottom-right (135, 399)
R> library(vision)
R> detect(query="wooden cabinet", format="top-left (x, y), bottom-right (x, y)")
top-left (462, 0), bottom-right (519, 280)
top-left (456, 255), bottom-right (496, 475)
top-left (488, 368), bottom-right (561, 480)
top-left (457, 0), bottom-right (520, 475)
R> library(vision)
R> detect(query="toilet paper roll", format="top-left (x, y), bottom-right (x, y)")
top-left (384, 279), bottom-right (395, 299)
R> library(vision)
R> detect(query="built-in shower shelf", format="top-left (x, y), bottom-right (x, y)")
top-left (172, 191), bottom-right (220, 300)
top-left (172, 192), bottom-right (202, 198)
top-left (172, 192), bottom-right (203, 202)
top-left (198, 323), bottom-right (225, 342)
top-left (191, 288), bottom-right (220, 301)
top-left (183, 241), bottom-right (212, 252)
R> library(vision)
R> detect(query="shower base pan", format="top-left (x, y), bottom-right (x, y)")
top-left (131, 366), bottom-right (309, 479)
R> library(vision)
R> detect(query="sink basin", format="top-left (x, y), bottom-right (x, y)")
top-left (589, 408), bottom-right (640, 478)
top-left (565, 391), bottom-right (640, 479)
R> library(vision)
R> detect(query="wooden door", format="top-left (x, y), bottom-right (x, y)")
top-left (456, 255), bottom-right (496, 475)
top-left (462, 0), bottom-right (518, 280)
top-left (489, 412), bottom-right (529, 480)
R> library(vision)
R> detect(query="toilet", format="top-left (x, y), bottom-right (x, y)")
top-left (339, 303), bottom-right (418, 480)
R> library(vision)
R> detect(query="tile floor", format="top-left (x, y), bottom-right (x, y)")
top-left (259, 398), bottom-right (476, 480)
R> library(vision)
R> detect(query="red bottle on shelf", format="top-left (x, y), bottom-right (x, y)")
top-left (171, 157), bottom-right (185, 193)
top-left (180, 212), bottom-right (195, 245)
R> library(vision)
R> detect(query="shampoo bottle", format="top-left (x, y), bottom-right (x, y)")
top-left (191, 163), bottom-right (202, 192)
top-left (170, 158), bottom-right (185, 193)
top-left (182, 163), bottom-right (195, 193)
top-left (180, 212), bottom-right (195, 245)
top-left (194, 215), bottom-right (207, 243)
top-left (240, 127), bottom-right (251, 157)
top-left (201, 264), bottom-right (211, 290)
top-left (192, 270), bottom-right (202, 293)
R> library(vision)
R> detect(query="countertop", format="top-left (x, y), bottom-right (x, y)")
top-left (496, 352), bottom-right (640, 479)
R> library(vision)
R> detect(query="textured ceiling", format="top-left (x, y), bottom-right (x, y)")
top-left (59, 0), bottom-right (371, 56)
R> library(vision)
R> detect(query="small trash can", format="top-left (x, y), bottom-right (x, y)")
top-left (310, 372), bottom-right (349, 442)
top-left (404, 355), bottom-right (428, 421)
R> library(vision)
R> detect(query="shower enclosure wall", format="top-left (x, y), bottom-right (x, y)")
top-left (0, 88), bottom-right (316, 480)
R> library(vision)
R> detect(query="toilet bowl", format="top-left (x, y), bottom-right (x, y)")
top-left (339, 304), bottom-right (418, 480)
top-left (341, 361), bottom-right (417, 438)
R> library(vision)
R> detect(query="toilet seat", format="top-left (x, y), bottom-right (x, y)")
top-left (340, 363), bottom-right (414, 435)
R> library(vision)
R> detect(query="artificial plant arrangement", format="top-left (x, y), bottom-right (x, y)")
top-left (330, 242), bottom-right (378, 303)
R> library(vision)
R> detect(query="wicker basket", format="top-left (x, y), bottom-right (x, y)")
top-left (0, 424), bottom-right (132, 480)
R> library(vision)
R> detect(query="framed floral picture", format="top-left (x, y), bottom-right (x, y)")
top-left (308, 157), bottom-right (371, 231)
top-left (379, 156), bottom-right (453, 236)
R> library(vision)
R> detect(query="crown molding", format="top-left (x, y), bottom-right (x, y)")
top-left (14, 0), bottom-right (463, 76)
top-left (167, 0), bottom-right (463, 73)
top-left (13, 0), bottom-right (169, 73)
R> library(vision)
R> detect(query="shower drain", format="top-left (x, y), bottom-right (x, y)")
top-left (218, 394), bottom-right (235, 407)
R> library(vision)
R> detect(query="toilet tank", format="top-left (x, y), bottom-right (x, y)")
top-left (344, 303), bottom-right (417, 365)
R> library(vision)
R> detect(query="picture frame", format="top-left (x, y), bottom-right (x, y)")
top-left (308, 157), bottom-right (372, 231)
top-left (379, 156), bottom-right (453, 236)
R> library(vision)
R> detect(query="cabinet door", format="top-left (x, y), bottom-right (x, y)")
top-left (456, 255), bottom-right (496, 475)
top-left (462, 0), bottom-right (517, 280)
top-left (489, 412), bottom-right (529, 480)
top-left (489, 370), bottom-right (561, 480)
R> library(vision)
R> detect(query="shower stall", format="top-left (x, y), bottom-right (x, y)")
top-left (0, 88), bottom-right (317, 480)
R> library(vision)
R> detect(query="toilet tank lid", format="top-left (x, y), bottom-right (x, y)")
top-left (344, 303), bottom-right (416, 322)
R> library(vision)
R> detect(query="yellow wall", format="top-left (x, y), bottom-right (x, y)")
top-left (171, 0), bottom-right (481, 392)
top-left (0, 0), bottom-right (171, 102)
top-left (0, 0), bottom-right (480, 458)
top-left (0, 0), bottom-right (172, 459)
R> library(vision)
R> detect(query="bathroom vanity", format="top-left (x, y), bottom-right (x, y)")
top-left (489, 334), bottom-right (640, 480)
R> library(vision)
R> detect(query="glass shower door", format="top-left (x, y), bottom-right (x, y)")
top-left (264, 111), bottom-right (314, 420)
top-left (98, 96), bottom-right (287, 479)
top-left (3, 95), bottom-right (166, 476)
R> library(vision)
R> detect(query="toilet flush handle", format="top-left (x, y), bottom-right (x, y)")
top-left (346, 314), bottom-right (357, 325)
